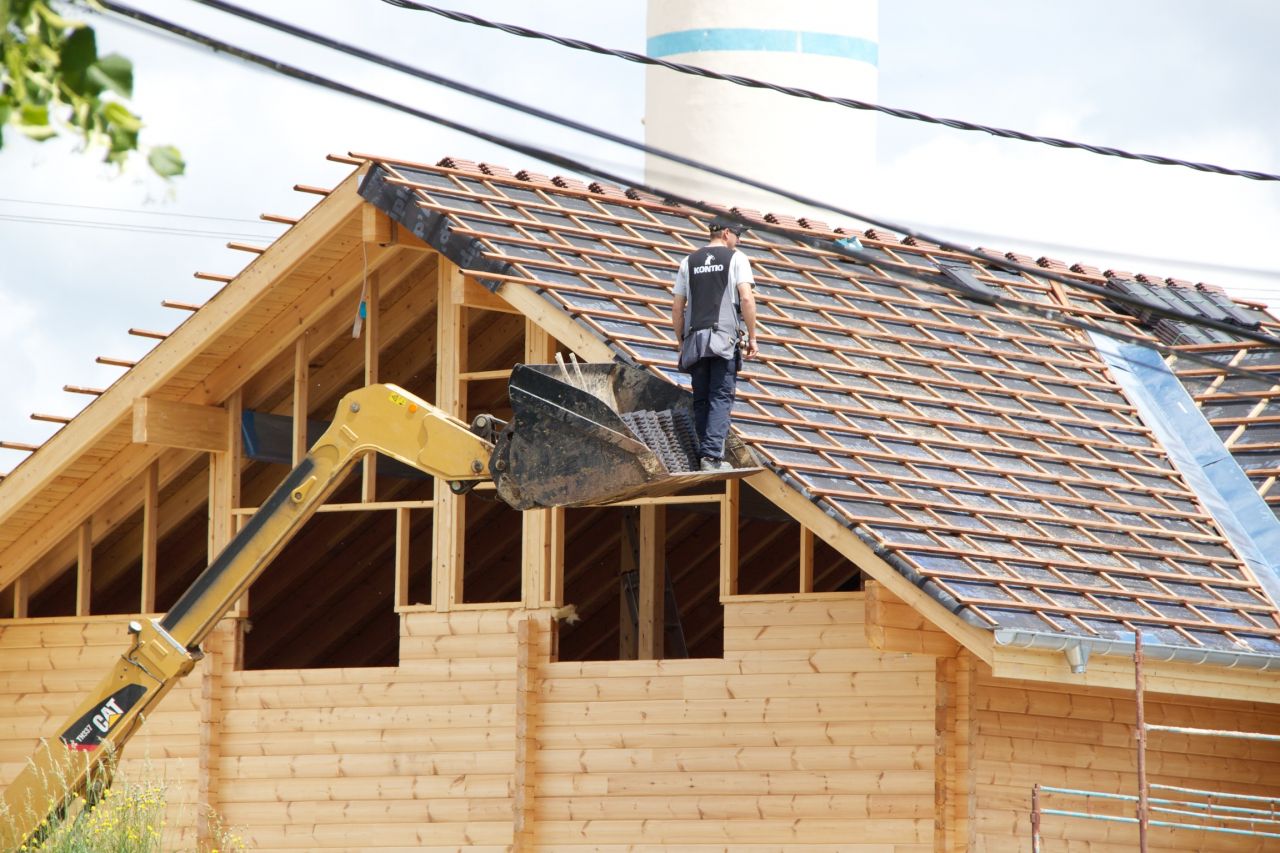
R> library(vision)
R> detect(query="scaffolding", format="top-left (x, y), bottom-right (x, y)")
top-left (1030, 633), bottom-right (1280, 851)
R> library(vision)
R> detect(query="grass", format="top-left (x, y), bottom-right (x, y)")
top-left (7, 744), bottom-right (246, 853)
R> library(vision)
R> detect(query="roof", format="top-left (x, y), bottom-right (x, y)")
top-left (358, 154), bottom-right (1280, 658)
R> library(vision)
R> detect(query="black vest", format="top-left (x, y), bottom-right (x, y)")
top-left (684, 245), bottom-right (737, 334)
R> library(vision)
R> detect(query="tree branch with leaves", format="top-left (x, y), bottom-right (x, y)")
top-left (1, 0), bottom-right (183, 176)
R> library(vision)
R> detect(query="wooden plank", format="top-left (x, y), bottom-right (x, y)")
top-left (488, 277), bottom-right (615, 362)
top-left (638, 503), bottom-right (665, 660)
top-left (140, 461), bottom-right (158, 612)
top-left (197, 621), bottom-right (229, 847)
top-left (724, 596), bottom-right (865, 628)
top-left (132, 397), bottom-right (228, 452)
top-left (521, 320), bottom-right (563, 610)
top-left (11, 574), bottom-right (27, 619)
top-left (75, 521), bottom-right (91, 617)
top-left (361, 203), bottom-right (392, 245)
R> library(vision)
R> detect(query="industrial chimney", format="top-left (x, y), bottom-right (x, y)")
top-left (645, 0), bottom-right (878, 217)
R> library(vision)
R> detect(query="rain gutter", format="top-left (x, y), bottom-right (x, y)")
top-left (993, 628), bottom-right (1280, 673)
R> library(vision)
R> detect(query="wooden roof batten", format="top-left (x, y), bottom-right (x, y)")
top-left (0, 165), bottom-right (375, 590)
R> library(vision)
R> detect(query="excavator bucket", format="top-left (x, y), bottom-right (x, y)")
top-left (492, 361), bottom-right (758, 509)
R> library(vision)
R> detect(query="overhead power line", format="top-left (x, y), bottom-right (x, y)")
top-left (159, 0), bottom-right (1280, 354)
top-left (0, 195), bottom-right (274, 225)
top-left (0, 212), bottom-right (273, 240)
top-left (91, 0), bottom-right (1280, 392)
top-left (380, 0), bottom-right (1280, 185)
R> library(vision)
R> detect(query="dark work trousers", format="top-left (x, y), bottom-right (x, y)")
top-left (690, 355), bottom-right (738, 460)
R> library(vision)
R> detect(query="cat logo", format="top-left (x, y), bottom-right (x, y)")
top-left (92, 696), bottom-right (125, 733)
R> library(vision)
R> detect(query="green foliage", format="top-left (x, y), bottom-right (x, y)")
top-left (0, 0), bottom-right (182, 176)
top-left (9, 749), bottom-right (246, 852)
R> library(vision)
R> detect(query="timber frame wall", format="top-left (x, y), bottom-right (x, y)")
top-left (3, 166), bottom-right (1280, 850)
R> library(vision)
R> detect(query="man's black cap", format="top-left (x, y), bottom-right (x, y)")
top-left (709, 215), bottom-right (746, 236)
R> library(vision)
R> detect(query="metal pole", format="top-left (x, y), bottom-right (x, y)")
top-left (1031, 783), bottom-right (1042, 853)
top-left (1134, 631), bottom-right (1149, 853)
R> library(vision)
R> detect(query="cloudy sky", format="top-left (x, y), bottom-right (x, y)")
top-left (0, 0), bottom-right (1277, 474)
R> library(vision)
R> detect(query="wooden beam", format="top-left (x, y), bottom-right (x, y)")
top-left (94, 356), bottom-right (135, 368)
top-left (133, 398), bottom-right (229, 452)
top-left (260, 213), bottom-right (297, 226)
top-left (522, 321), bottom-right (563, 610)
top-left (394, 506), bottom-right (411, 608)
top-left (719, 479), bottom-right (740, 598)
top-left (488, 277), bottom-right (614, 361)
top-left (292, 336), bottom-right (309, 468)
top-left (141, 461), bottom-right (159, 613)
top-left (459, 275), bottom-right (521, 314)
top-left (746, 468), bottom-right (996, 665)
top-left (433, 259), bottom-right (468, 611)
top-left (30, 413), bottom-right (70, 425)
top-left (0, 166), bottom-right (369, 544)
top-left (76, 521), bottom-right (91, 616)
top-left (362, 272), bottom-right (380, 503)
top-left (12, 572), bottom-right (28, 618)
top-left (990, 644), bottom-right (1280, 704)
top-left (799, 526), bottom-right (814, 593)
top-left (361, 204), bottom-right (392, 245)
top-left (637, 504), bottom-right (666, 660)
top-left (207, 394), bottom-right (240, 564)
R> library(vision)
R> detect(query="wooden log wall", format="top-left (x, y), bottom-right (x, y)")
top-left (5, 599), bottom-right (1280, 851)
top-left (973, 668), bottom-right (1280, 852)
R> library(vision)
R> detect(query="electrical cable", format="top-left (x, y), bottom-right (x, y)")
top-left (164, 0), bottom-right (1280, 355)
top-left (0, 195), bottom-right (276, 225)
top-left (380, 0), bottom-right (1280, 185)
top-left (89, 0), bottom-right (1280, 391)
top-left (0, 212), bottom-right (274, 240)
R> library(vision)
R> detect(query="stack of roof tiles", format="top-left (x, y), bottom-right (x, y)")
top-left (360, 155), bottom-right (1280, 656)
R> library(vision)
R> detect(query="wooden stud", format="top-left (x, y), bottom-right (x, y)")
top-left (433, 259), bottom-right (468, 611)
top-left (76, 520), bottom-right (92, 616)
top-left (132, 398), bottom-right (229, 452)
top-left (637, 504), bottom-right (666, 660)
top-left (362, 272), bottom-right (380, 503)
top-left (799, 526), bottom-right (814, 593)
top-left (208, 392), bottom-right (240, 565)
top-left (720, 479), bottom-right (740, 598)
top-left (12, 573), bottom-right (28, 618)
top-left (457, 275), bottom-right (521, 314)
top-left (522, 320), bottom-right (564, 609)
top-left (292, 336), bottom-right (309, 468)
top-left (141, 461), bottom-right (159, 613)
top-left (951, 652), bottom-right (977, 852)
top-left (394, 506), bottom-right (411, 609)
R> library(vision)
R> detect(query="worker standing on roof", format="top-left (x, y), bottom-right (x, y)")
top-left (671, 215), bottom-right (758, 471)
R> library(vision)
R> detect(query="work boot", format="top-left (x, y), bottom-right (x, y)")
top-left (700, 457), bottom-right (731, 472)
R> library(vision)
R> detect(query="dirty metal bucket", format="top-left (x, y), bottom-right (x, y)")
top-left (492, 361), bottom-right (758, 510)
